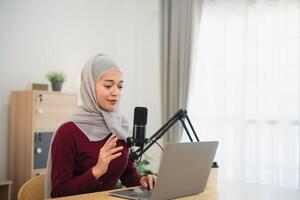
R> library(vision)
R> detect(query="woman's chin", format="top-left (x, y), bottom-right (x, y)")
top-left (100, 105), bottom-right (116, 112)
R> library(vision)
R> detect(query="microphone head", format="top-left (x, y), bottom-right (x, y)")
top-left (134, 107), bottom-right (148, 125)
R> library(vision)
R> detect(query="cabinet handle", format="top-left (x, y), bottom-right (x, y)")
top-left (38, 94), bottom-right (43, 102)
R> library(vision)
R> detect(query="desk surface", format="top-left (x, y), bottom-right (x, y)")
top-left (51, 180), bottom-right (300, 200)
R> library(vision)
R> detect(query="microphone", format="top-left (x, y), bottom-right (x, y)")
top-left (127, 107), bottom-right (148, 161)
top-left (132, 107), bottom-right (148, 147)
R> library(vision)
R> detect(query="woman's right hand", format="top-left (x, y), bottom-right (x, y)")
top-left (92, 134), bottom-right (123, 179)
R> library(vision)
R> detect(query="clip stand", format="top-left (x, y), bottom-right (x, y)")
top-left (129, 109), bottom-right (200, 162)
top-left (129, 109), bottom-right (219, 168)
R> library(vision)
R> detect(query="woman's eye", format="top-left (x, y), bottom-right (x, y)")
top-left (118, 85), bottom-right (123, 89)
top-left (104, 85), bottom-right (112, 89)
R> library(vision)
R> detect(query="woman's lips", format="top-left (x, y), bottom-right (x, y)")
top-left (109, 100), bottom-right (117, 105)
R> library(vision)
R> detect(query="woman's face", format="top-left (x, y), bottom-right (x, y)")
top-left (95, 69), bottom-right (123, 111)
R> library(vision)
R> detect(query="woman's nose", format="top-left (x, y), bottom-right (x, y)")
top-left (111, 86), bottom-right (120, 96)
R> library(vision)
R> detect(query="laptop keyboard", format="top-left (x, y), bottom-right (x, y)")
top-left (135, 188), bottom-right (152, 199)
top-left (110, 188), bottom-right (153, 200)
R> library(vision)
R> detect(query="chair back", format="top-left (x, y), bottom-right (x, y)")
top-left (18, 173), bottom-right (46, 200)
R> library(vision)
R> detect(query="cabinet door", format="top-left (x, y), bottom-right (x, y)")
top-left (34, 92), bottom-right (77, 131)
top-left (33, 132), bottom-right (53, 169)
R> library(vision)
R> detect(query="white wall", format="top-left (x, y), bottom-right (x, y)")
top-left (0, 0), bottom-right (162, 178)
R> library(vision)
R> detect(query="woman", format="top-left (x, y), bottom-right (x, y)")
top-left (45, 54), bottom-right (156, 198)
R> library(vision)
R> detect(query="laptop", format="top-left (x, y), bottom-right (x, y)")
top-left (110, 141), bottom-right (218, 200)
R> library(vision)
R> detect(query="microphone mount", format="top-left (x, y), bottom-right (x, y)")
top-left (128, 109), bottom-right (200, 162)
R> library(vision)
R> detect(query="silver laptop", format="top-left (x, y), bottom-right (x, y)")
top-left (110, 141), bottom-right (218, 200)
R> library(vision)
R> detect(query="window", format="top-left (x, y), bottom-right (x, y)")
top-left (185, 0), bottom-right (300, 188)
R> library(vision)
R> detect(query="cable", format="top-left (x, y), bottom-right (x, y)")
top-left (136, 153), bottom-right (142, 164)
top-left (155, 141), bottom-right (164, 151)
top-left (148, 139), bottom-right (164, 152)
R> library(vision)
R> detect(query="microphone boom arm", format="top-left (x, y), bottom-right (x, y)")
top-left (129, 109), bottom-right (199, 162)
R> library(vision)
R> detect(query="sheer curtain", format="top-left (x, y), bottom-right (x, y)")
top-left (161, 0), bottom-right (203, 143)
top-left (184, 0), bottom-right (300, 188)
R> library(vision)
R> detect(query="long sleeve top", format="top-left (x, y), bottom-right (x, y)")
top-left (50, 122), bottom-right (141, 198)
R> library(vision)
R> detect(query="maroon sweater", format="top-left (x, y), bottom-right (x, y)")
top-left (51, 122), bottom-right (142, 198)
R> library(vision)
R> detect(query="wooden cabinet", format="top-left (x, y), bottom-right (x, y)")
top-left (8, 91), bottom-right (77, 199)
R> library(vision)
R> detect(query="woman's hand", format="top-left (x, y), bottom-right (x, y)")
top-left (139, 174), bottom-right (157, 190)
top-left (92, 134), bottom-right (123, 179)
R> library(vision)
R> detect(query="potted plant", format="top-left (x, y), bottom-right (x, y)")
top-left (46, 71), bottom-right (66, 92)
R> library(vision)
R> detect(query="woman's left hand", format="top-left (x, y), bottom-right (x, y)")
top-left (139, 174), bottom-right (157, 190)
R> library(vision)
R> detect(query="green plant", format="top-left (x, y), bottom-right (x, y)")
top-left (115, 155), bottom-right (156, 189)
top-left (136, 155), bottom-right (155, 175)
top-left (46, 71), bottom-right (66, 83)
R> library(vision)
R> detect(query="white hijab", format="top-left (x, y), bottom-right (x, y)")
top-left (45, 54), bottom-right (129, 198)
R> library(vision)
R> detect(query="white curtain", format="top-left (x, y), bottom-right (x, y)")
top-left (184, 0), bottom-right (300, 188)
